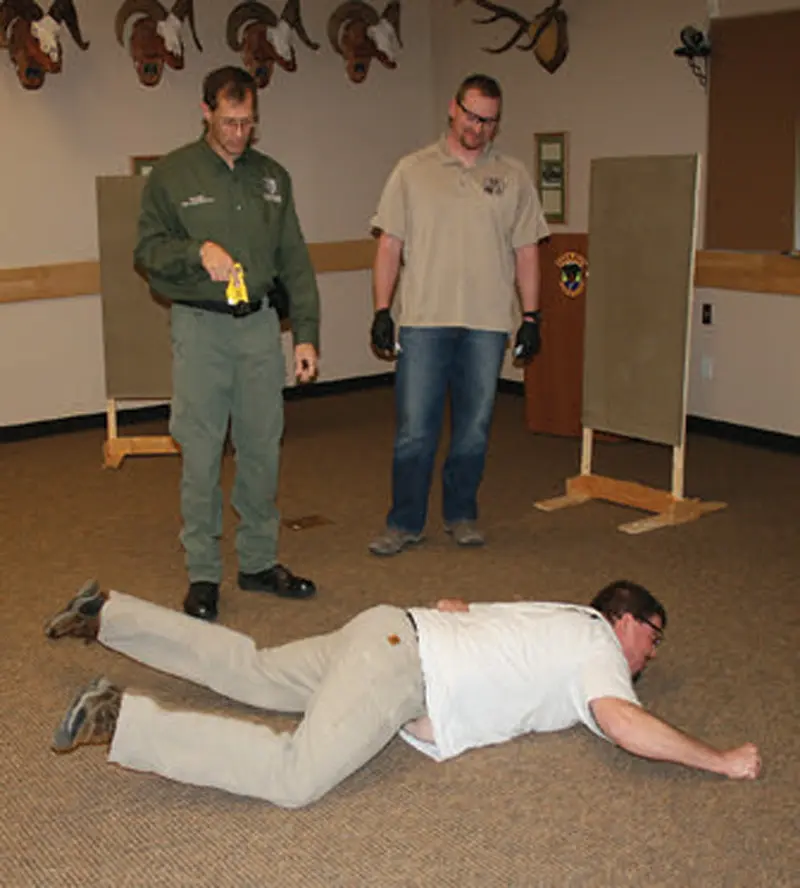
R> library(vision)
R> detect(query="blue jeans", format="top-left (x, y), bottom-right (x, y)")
top-left (387, 326), bottom-right (508, 535)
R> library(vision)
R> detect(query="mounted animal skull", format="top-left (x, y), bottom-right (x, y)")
top-left (471, 0), bottom-right (569, 75)
top-left (327, 0), bottom-right (401, 84)
top-left (115, 0), bottom-right (202, 88)
top-left (0, 0), bottom-right (89, 90)
top-left (226, 0), bottom-right (319, 90)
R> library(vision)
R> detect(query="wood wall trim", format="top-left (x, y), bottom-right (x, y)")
top-left (0, 239), bottom-right (377, 306)
top-left (309, 238), bottom-right (376, 273)
top-left (0, 261), bottom-right (101, 305)
top-left (2, 244), bottom-right (799, 305)
top-left (694, 250), bottom-right (800, 296)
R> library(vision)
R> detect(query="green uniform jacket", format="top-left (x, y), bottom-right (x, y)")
top-left (134, 138), bottom-right (320, 349)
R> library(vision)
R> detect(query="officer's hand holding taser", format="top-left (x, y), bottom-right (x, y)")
top-left (513, 310), bottom-right (542, 363)
top-left (371, 308), bottom-right (398, 357)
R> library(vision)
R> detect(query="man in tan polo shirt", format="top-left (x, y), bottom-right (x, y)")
top-left (368, 73), bottom-right (550, 556)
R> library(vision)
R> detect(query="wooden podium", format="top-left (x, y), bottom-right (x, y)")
top-left (524, 233), bottom-right (589, 437)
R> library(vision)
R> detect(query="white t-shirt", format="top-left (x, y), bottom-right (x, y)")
top-left (401, 602), bottom-right (639, 762)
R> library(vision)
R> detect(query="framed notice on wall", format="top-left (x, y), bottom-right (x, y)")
top-left (534, 132), bottom-right (568, 224)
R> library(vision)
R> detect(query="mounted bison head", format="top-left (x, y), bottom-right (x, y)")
top-left (115, 0), bottom-right (202, 88)
top-left (327, 0), bottom-right (401, 84)
top-left (0, 0), bottom-right (89, 90)
top-left (226, 0), bottom-right (319, 90)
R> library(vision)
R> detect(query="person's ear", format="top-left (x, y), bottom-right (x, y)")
top-left (611, 612), bottom-right (634, 640)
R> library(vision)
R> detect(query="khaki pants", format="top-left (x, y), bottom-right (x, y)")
top-left (103, 592), bottom-right (426, 807)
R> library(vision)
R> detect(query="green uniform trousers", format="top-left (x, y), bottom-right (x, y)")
top-left (169, 302), bottom-right (285, 583)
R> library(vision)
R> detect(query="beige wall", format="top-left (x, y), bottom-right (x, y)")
top-left (0, 1), bottom-right (436, 265)
top-left (432, 0), bottom-right (709, 235)
top-left (689, 289), bottom-right (800, 436)
top-left (0, 0), bottom-right (436, 426)
top-left (432, 0), bottom-right (711, 384)
top-left (431, 0), bottom-right (800, 434)
top-left (1, 0), bottom-right (798, 435)
top-left (0, 296), bottom-right (107, 423)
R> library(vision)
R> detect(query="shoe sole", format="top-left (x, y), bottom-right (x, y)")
top-left (182, 603), bottom-right (218, 621)
top-left (238, 582), bottom-right (316, 599)
top-left (368, 537), bottom-right (425, 557)
top-left (444, 527), bottom-right (485, 547)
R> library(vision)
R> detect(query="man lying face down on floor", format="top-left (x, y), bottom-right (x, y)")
top-left (45, 578), bottom-right (760, 807)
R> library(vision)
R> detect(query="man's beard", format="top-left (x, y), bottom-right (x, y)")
top-left (459, 131), bottom-right (485, 151)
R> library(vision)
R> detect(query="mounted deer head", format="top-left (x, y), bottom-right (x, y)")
top-left (0, 0), bottom-right (88, 90)
top-left (226, 0), bottom-right (319, 90)
top-left (115, 0), bottom-right (202, 88)
top-left (471, 0), bottom-right (568, 74)
top-left (327, 0), bottom-right (401, 84)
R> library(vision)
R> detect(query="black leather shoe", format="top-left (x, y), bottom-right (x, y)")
top-left (238, 564), bottom-right (316, 599)
top-left (183, 581), bottom-right (219, 621)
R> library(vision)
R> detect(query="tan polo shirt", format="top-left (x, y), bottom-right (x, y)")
top-left (371, 137), bottom-right (549, 332)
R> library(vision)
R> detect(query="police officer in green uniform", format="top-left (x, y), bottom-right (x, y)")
top-left (135, 66), bottom-right (320, 622)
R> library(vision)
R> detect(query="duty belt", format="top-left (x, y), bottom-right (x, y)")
top-left (179, 298), bottom-right (264, 318)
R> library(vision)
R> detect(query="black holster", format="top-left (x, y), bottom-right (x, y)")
top-left (267, 277), bottom-right (290, 321)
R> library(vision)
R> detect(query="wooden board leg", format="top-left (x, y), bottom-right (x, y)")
top-left (103, 398), bottom-right (122, 468)
top-left (103, 439), bottom-right (126, 469)
top-left (102, 435), bottom-right (179, 469)
top-left (534, 475), bottom-right (592, 512)
top-left (535, 470), bottom-right (728, 534)
top-left (618, 499), bottom-right (727, 535)
top-left (534, 491), bottom-right (592, 512)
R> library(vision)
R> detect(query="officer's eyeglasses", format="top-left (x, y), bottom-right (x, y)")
top-left (219, 117), bottom-right (256, 132)
top-left (637, 616), bottom-right (665, 647)
top-left (456, 100), bottom-right (500, 128)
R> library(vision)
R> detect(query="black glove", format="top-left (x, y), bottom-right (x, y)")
top-left (371, 308), bottom-right (396, 355)
top-left (513, 311), bottom-right (542, 363)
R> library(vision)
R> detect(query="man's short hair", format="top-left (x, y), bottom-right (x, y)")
top-left (202, 66), bottom-right (258, 114)
top-left (455, 73), bottom-right (503, 115)
top-left (590, 579), bottom-right (668, 629)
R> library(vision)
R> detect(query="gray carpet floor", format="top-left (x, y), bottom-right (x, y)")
top-left (1, 388), bottom-right (797, 887)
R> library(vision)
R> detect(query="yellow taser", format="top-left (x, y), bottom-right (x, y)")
top-left (226, 263), bottom-right (249, 307)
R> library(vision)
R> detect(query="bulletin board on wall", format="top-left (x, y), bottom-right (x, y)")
top-left (705, 10), bottom-right (800, 251)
